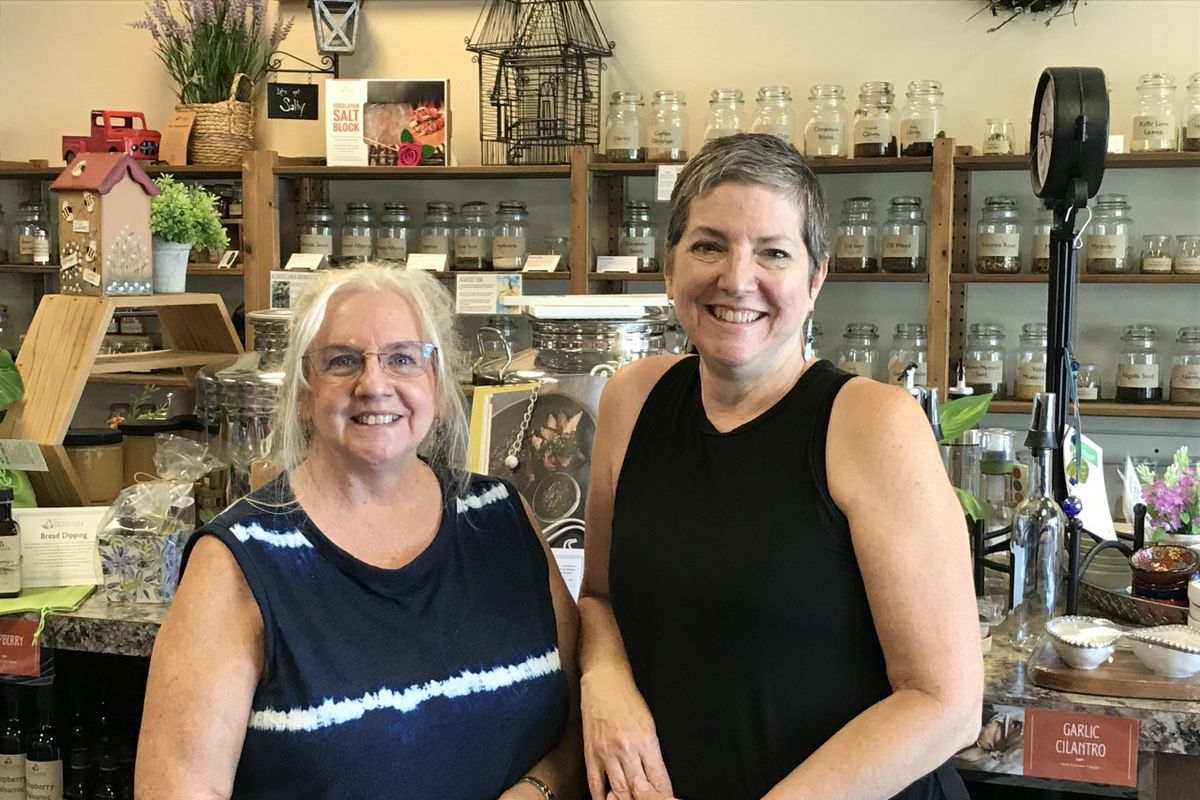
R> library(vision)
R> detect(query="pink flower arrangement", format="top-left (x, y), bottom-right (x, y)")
top-left (1136, 446), bottom-right (1198, 539)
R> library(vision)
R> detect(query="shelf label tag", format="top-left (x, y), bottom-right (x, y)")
top-left (523, 254), bottom-right (561, 272)
top-left (656, 164), bottom-right (683, 202)
top-left (455, 274), bottom-right (522, 315)
top-left (217, 250), bottom-right (240, 269)
top-left (596, 256), bottom-right (639, 274)
top-left (1024, 708), bottom-right (1137, 787)
top-left (406, 253), bottom-right (447, 271)
top-left (0, 619), bottom-right (41, 677)
top-left (0, 440), bottom-right (48, 472)
top-left (269, 270), bottom-right (320, 310)
top-left (284, 252), bottom-right (326, 271)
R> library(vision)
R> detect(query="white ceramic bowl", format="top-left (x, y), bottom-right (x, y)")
top-left (1126, 625), bottom-right (1200, 678)
top-left (1045, 616), bottom-right (1122, 670)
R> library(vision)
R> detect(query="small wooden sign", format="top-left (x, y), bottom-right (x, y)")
top-left (1024, 708), bottom-right (1138, 788)
top-left (268, 83), bottom-right (320, 121)
top-left (160, 110), bottom-right (196, 165)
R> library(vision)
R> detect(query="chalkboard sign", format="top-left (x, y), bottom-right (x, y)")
top-left (267, 83), bottom-right (319, 120)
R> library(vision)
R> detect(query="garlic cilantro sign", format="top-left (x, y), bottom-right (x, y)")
top-left (1023, 708), bottom-right (1138, 787)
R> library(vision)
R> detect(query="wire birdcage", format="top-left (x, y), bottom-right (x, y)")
top-left (466, 0), bottom-right (614, 165)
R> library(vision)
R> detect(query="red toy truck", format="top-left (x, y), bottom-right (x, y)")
top-left (62, 111), bottom-right (161, 163)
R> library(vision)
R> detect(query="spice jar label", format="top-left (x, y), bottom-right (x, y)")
top-left (1175, 256), bottom-right (1200, 274)
top-left (341, 235), bottom-right (372, 258)
top-left (18, 235), bottom-right (34, 256)
top-left (1018, 362), bottom-right (1047, 386)
top-left (455, 236), bottom-right (488, 258)
top-left (493, 236), bottom-right (527, 267)
top-left (620, 236), bottom-right (656, 259)
top-left (300, 233), bottom-right (333, 255)
top-left (32, 238), bottom-right (49, 265)
top-left (805, 121), bottom-right (844, 155)
top-left (1172, 365), bottom-right (1200, 391)
top-left (1117, 363), bottom-right (1160, 389)
top-left (1077, 386), bottom-right (1099, 401)
top-left (1188, 123), bottom-right (1200, 140)
top-left (887, 358), bottom-right (927, 386)
top-left (1033, 235), bottom-right (1050, 260)
top-left (376, 238), bottom-right (409, 261)
top-left (1133, 115), bottom-right (1176, 148)
top-left (650, 126), bottom-right (684, 149)
top-left (982, 136), bottom-right (1013, 155)
top-left (837, 359), bottom-right (874, 379)
top-left (1141, 255), bottom-right (1173, 273)
top-left (901, 118), bottom-right (935, 147)
top-left (1086, 234), bottom-right (1127, 260)
top-left (965, 360), bottom-right (1004, 384)
top-left (978, 233), bottom-right (1021, 258)
top-left (853, 119), bottom-right (891, 146)
top-left (882, 234), bottom-right (919, 258)
top-left (607, 125), bottom-right (639, 150)
top-left (836, 235), bottom-right (872, 259)
top-left (420, 235), bottom-right (452, 255)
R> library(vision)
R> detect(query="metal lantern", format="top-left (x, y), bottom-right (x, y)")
top-left (311, 0), bottom-right (364, 55)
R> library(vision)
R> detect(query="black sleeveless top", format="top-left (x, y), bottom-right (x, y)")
top-left (610, 358), bottom-right (966, 800)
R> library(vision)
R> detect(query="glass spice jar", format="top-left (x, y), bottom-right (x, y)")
top-left (852, 81), bottom-right (897, 158)
top-left (881, 196), bottom-right (926, 273)
top-left (1175, 235), bottom-right (1200, 274)
top-left (1116, 324), bottom-right (1163, 403)
top-left (1183, 72), bottom-right (1200, 152)
top-left (837, 322), bottom-right (880, 380)
top-left (605, 91), bottom-right (645, 163)
top-left (834, 197), bottom-right (878, 273)
top-left (750, 85), bottom-right (795, 144)
top-left (704, 88), bottom-right (746, 142)
top-left (1141, 234), bottom-right (1173, 274)
top-left (618, 201), bottom-right (658, 273)
top-left (455, 201), bottom-right (492, 270)
top-left (1075, 362), bottom-right (1101, 402)
top-left (887, 323), bottom-right (928, 387)
top-left (376, 203), bottom-right (411, 265)
top-left (803, 84), bottom-right (849, 158)
top-left (1131, 73), bottom-right (1178, 153)
top-left (965, 322), bottom-right (1008, 398)
top-left (1170, 326), bottom-right (1200, 405)
top-left (299, 201), bottom-right (335, 257)
top-left (339, 202), bottom-right (375, 264)
top-left (1031, 207), bottom-right (1053, 274)
top-left (419, 201), bottom-right (455, 255)
top-left (492, 200), bottom-right (529, 270)
top-left (1014, 323), bottom-right (1048, 401)
top-left (13, 201), bottom-right (49, 265)
top-left (982, 118), bottom-right (1016, 155)
top-left (899, 79), bottom-right (946, 157)
top-left (975, 195), bottom-right (1022, 273)
top-left (1086, 194), bottom-right (1134, 274)
top-left (647, 90), bottom-right (688, 162)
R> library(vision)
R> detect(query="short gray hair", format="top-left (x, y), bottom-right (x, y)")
top-left (272, 264), bottom-right (469, 495)
top-left (665, 133), bottom-right (829, 285)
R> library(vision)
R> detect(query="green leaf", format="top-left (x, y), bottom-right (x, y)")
top-left (421, 144), bottom-right (435, 159)
top-left (955, 487), bottom-right (988, 523)
top-left (939, 392), bottom-right (993, 444)
top-left (0, 350), bottom-right (24, 408)
top-left (401, 128), bottom-right (414, 143)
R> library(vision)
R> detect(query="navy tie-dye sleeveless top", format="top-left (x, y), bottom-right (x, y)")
top-left (181, 470), bottom-right (568, 799)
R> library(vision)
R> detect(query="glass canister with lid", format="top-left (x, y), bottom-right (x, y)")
top-left (1141, 234), bottom-right (1173, 274)
top-left (339, 201), bottom-right (375, 264)
top-left (419, 201), bottom-right (455, 255)
top-left (750, 85), bottom-right (795, 144)
top-left (1014, 322), bottom-right (1048, 401)
top-left (982, 118), bottom-right (1016, 155)
top-left (899, 79), bottom-right (946, 157)
top-left (1086, 194), bottom-right (1134, 274)
top-left (618, 201), bottom-right (658, 273)
top-left (1031, 206), bottom-right (1053, 274)
top-left (704, 88), bottom-right (746, 141)
top-left (1183, 72), bottom-right (1200, 152)
top-left (1131, 72), bottom-right (1178, 153)
top-left (376, 203), bottom-right (411, 265)
top-left (1176, 235), bottom-right (1200, 274)
top-left (1115, 324), bottom-right (1163, 403)
top-left (803, 84), bottom-right (849, 158)
top-left (837, 322), bottom-right (880, 380)
top-left (13, 201), bottom-right (50, 265)
top-left (647, 90), bottom-right (688, 162)
top-left (605, 91), bottom-right (645, 162)
top-left (834, 197), bottom-right (878, 273)
top-left (852, 81), bottom-right (897, 158)
top-left (455, 201), bottom-right (492, 270)
top-left (299, 200), bottom-right (335, 257)
top-left (975, 195), bottom-right (1022, 273)
top-left (1075, 363), bottom-right (1101, 402)
top-left (887, 323), bottom-right (927, 387)
top-left (1171, 326), bottom-right (1200, 405)
top-left (881, 196), bottom-right (926, 273)
top-left (492, 200), bottom-right (529, 270)
top-left (964, 322), bottom-right (1008, 398)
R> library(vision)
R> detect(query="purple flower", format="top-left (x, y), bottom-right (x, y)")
top-left (226, 0), bottom-right (249, 32)
top-left (192, 0), bottom-right (214, 25)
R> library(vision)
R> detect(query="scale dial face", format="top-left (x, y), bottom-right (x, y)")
top-left (1036, 76), bottom-right (1055, 191)
top-left (1029, 67), bottom-right (1109, 200)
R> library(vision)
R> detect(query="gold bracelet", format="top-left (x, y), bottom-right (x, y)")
top-left (518, 775), bottom-right (556, 800)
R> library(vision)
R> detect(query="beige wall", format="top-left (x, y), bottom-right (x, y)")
top-left (2, 0), bottom-right (1199, 164)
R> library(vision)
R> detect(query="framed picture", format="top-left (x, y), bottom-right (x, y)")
top-left (325, 78), bottom-right (449, 166)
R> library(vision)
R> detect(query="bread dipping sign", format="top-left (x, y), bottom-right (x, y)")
top-left (1023, 708), bottom-right (1138, 787)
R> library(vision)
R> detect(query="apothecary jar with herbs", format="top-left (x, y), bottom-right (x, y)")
top-left (898, 79), bottom-right (945, 157)
top-left (1183, 72), bottom-right (1200, 152)
top-left (837, 322), bottom-right (880, 380)
top-left (13, 201), bottom-right (50, 265)
top-left (648, 90), bottom-right (688, 162)
top-left (1171, 327), bottom-right (1200, 405)
top-left (975, 196), bottom-right (1022, 274)
top-left (852, 81), bottom-right (897, 158)
top-left (1176, 235), bottom-right (1200, 274)
top-left (965, 322), bottom-right (1008, 399)
top-left (803, 84), bottom-right (849, 158)
top-left (1116, 324), bottom-right (1163, 404)
top-left (605, 91), bottom-right (645, 163)
top-left (881, 196), bottom-right (926, 273)
top-left (1014, 323), bottom-right (1048, 401)
top-left (704, 88), bottom-right (746, 142)
top-left (455, 201), bottom-right (492, 270)
top-left (419, 202), bottom-right (455, 256)
top-left (376, 203), bottom-right (411, 265)
top-left (299, 201), bottom-right (335, 257)
top-left (1131, 72), bottom-right (1178, 153)
top-left (1086, 194), bottom-right (1134, 274)
top-left (750, 85), bottom-right (795, 144)
top-left (887, 323), bottom-right (927, 387)
top-left (834, 197), bottom-right (878, 273)
top-left (340, 202), bottom-right (376, 264)
top-left (1031, 207), bottom-right (1053, 274)
top-left (492, 200), bottom-right (529, 270)
top-left (618, 201), bottom-right (658, 273)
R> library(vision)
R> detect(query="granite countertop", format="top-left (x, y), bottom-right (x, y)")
top-left (41, 595), bottom-right (167, 658)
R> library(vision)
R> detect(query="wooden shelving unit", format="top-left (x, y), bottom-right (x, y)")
top-left (989, 399), bottom-right (1199, 420)
top-left (951, 273), bottom-right (1200, 284)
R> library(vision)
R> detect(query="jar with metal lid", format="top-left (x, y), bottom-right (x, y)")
top-left (618, 201), bottom-right (658, 273)
top-left (455, 201), bottom-right (492, 270)
top-left (1183, 72), bottom-right (1200, 152)
top-left (1176, 235), bottom-right (1200, 274)
top-left (531, 313), bottom-right (668, 373)
top-left (1031, 207), bottom-right (1053, 274)
top-left (881, 196), bottom-right (926, 273)
top-left (647, 90), bottom-right (688, 162)
top-left (340, 202), bottom-right (375, 264)
top-left (803, 84), bottom-right (849, 158)
top-left (836, 322), bottom-right (880, 380)
top-left (1171, 326), bottom-right (1200, 404)
top-left (492, 200), bottom-right (529, 270)
top-left (1131, 73), bottom-right (1178, 153)
top-left (834, 197), bottom-right (878, 273)
top-left (605, 91), bottom-right (645, 162)
top-left (704, 88), bottom-right (746, 141)
top-left (975, 196), bottom-right (1022, 273)
top-left (1116, 324), bottom-right (1163, 403)
top-left (64, 428), bottom-right (124, 505)
top-left (750, 85), bottom-right (795, 144)
top-left (1086, 194), bottom-right (1134, 274)
top-left (13, 201), bottom-right (49, 265)
top-left (1014, 323), bottom-right (1048, 401)
top-left (887, 323), bottom-right (928, 387)
top-left (852, 81), bottom-right (897, 158)
top-left (899, 79), bottom-right (945, 157)
top-left (1141, 235), bottom-right (1173, 274)
top-left (419, 201), bottom-right (455, 255)
top-left (376, 203), bottom-right (411, 265)
top-left (965, 322), bottom-right (1008, 398)
top-left (299, 201), bottom-right (335, 257)
top-left (1075, 362), bottom-right (1101, 402)
top-left (982, 118), bottom-right (1016, 155)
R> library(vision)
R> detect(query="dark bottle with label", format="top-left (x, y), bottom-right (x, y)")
top-left (0, 687), bottom-right (24, 799)
top-left (26, 688), bottom-right (63, 800)
top-left (63, 750), bottom-right (91, 800)
top-left (0, 488), bottom-right (20, 599)
top-left (89, 754), bottom-right (120, 800)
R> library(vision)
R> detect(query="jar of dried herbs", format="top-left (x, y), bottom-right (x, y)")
top-left (419, 201), bottom-right (455, 255)
top-left (803, 84), bottom-right (849, 158)
top-left (619, 201), bottom-right (658, 273)
top-left (455, 201), bottom-right (492, 270)
top-left (376, 203), bottom-right (411, 265)
top-left (605, 91), bottom-right (645, 162)
top-left (339, 202), bottom-right (375, 264)
top-left (299, 201), bottom-right (335, 257)
top-left (1031, 207), bottom-right (1053, 274)
top-left (887, 323), bottom-right (927, 387)
top-left (834, 197), bottom-right (878, 273)
top-left (836, 322), bottom-right (880, 380)
top-left (1014, 323), bottom-right (1048, 401)
top-left (1175, 235), bottom-right (1200, 274)
top-left (1086, 194), bottom-right (1134, 274)
top-left (852, 81), bottom-right (897, 158)
top-left (899, 79), bottom-right (945, 157)
top-left (1131, 73), bottom-right (1178, 153)
top-left (982, 118), bottom-right (1016, 155)
top-left (1170, 326), bottom-right (1200, 405)
top-left (1183, 72), bottom-right (1200, 152)
top-left (13, 202), bottom-right (49, 266)
top-left (1075, 362), bottom-right (1101, 402)
top-left (648, 90), bottom-right (688, 162)
top-left (492, 200), bottom-right (529, 270)
top-left (1141, 234), bottom-right (1173, 274)
top-left (975, 196), bottom-right (1022, 273)
top-left (881, 196), bottom-right (926, 273)
top-left (1116, 324), bottom-right (1163, 403)
top-left (704, 88), bottom-right (746, 142)
top-left (751, 85), bottom-right (796, 144)
top-left (965, 322), bottom-right (1008, 398)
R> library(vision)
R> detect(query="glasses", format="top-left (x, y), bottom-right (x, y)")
top-left (304, 342), bottom-right (438, 381)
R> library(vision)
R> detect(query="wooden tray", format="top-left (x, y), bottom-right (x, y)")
top-left (1027, 637), bottom-right (1200, 701)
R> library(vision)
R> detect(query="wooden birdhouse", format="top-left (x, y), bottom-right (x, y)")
top-left (50, 153), bottom-right (159, 296)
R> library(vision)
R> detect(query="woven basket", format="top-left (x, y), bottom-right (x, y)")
top-left (177, 73), bottom-right (255, 166)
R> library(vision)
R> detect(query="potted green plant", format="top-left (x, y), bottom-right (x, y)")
top-left (150, 175), bottom-right (229, 293)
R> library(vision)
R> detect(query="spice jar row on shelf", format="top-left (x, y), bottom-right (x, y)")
top-left (604, 80), bottom-right (948, 162)
top-left (0, 201), bottom-right (51, 265)
top-left (1127, 72), bottom-right (1200, 153)
top-left (962, 322), bottom-right (1200, 405)
top-left (833, 196), bottom-right (928, 273)
top-left (815, 322), bottom-right (929, 385)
